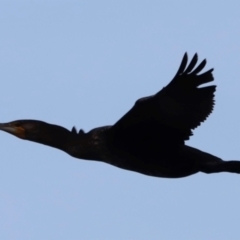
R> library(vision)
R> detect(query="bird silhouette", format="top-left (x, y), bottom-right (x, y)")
top-left (1, 53), bottom-right (240, 178)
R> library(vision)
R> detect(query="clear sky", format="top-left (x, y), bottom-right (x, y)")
top-left (0, 1), bottom-right (240, 239)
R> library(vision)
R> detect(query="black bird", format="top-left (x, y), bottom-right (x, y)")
top-left (1, 53), bottom-right (240, 178)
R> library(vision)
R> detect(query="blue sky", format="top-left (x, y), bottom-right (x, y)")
top-left (0, 1), bottom-right (240, 239)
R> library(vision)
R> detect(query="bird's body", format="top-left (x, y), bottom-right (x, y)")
top-left (1, 53), bottom-right (240, 178)
top-left (65, 126), bottom-right (223, 178)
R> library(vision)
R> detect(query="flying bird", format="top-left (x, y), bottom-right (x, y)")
top-left (1, 53), bottom-right (240, 178)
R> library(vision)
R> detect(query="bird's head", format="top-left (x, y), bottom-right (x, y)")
top-left (0, 120), bottom-right (42, 139)
top-left (0, 120), bottom-right (72, 144)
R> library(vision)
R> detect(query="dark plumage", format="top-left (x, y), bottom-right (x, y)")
top-left (1, 53), bottom-right (240, 178)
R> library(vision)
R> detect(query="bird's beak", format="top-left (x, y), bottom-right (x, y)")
top-left (0, 123), bottom-right (26, 139)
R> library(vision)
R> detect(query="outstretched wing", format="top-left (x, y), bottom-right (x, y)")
top-left (111, 53), bottom-right (216, 146)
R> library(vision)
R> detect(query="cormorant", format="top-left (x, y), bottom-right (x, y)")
top-left (1, 53), bottom-right (240, 178)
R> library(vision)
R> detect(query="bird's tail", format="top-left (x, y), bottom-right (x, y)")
top-left (200, 160), bottom-right (240, 174)
top-left (182, 146), bottom-right (240, 175)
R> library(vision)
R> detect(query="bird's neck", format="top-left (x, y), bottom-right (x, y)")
top-left (31, 124), bottom-right (76, 153)
top-left (31, 124), bottom-right (107, 161)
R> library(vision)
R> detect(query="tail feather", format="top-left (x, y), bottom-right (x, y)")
top-left (200, 160), bottom-right (240, 174)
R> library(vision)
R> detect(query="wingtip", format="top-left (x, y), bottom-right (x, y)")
top-left (175, 52), bottom-right (188, 75)
top-left (71, 126), bottom-right (77, 134)
top-left (183, 52), bottom-right (188, 61)
top-left (79, 129), bottom-right (85, 134)
top-left (193, 52), bottom-right (198, 60)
